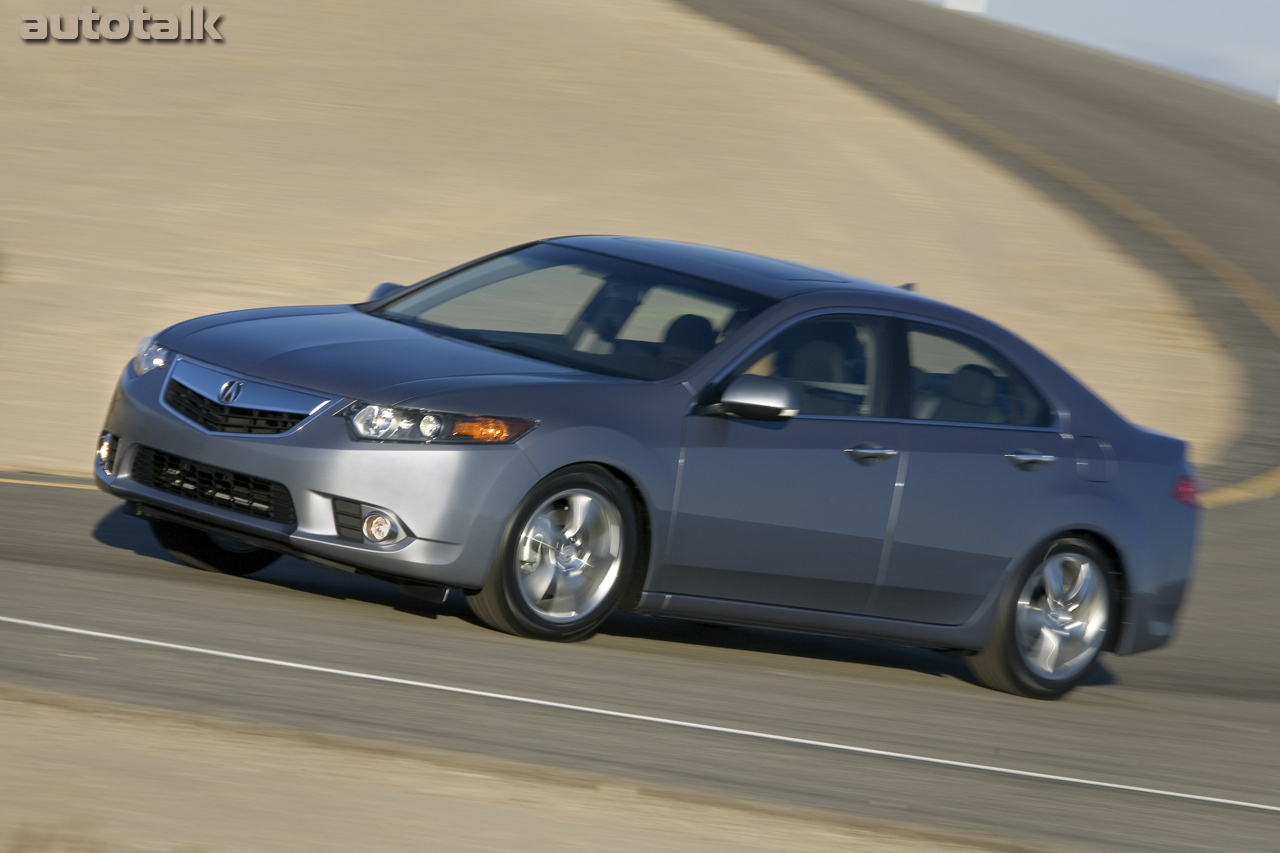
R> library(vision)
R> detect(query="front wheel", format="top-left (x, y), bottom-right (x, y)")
top-left (969, 537), bottom-right (1116, 699)
top-left (148, 519), bottom-right (281, 576)
top-left (468, 465), bottom-right (640, 642)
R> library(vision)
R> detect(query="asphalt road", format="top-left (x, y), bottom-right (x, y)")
top-left (0, 481), bottom-right (1277, 853)
top-left (5, 2), bottom-right (1280, 851)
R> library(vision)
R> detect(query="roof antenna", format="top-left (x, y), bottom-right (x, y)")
top-left (898, 282), bottom-right (916, 291)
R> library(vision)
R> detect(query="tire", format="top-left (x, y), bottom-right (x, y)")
top-left (148, 519), bottom-right (281, 576)
top-left (969, 537), bottom-right (1116, 699)
top-left (468, 465), bottom-right (641, 642)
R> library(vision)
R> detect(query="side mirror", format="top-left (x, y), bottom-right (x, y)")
top-left (367, 282), bottom-right (406, 302)
top-left (711, 375), bottom-right (799, 421)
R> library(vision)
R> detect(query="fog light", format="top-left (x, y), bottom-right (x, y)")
top-left (362, 512), bottom-right (395, 543)
top-left (97, 432), bottom-right (118, 476)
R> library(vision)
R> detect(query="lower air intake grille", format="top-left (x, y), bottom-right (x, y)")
top-left (132, 446), bottom-right (296, 525)
top-left (333, 499), bottom-right (364, 542)
top-left (165, 380), bottom-right (308, 435)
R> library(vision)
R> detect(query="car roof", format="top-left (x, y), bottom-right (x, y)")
top-left (544, 235), bottom-right (896, 300)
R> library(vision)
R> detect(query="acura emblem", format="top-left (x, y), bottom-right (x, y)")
top-left (218, 380), bottom-right (244, 404)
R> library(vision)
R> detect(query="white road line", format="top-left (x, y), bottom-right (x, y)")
top-left (0, 477), bottom-right (98, 491)
top-left (2, 614), bottom-right (1277, 815)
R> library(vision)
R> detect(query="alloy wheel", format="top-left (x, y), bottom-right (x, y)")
top-left (1014, 551), bottom-right (1109, 681)
top-left (514, 488), bottom-right (624, 623)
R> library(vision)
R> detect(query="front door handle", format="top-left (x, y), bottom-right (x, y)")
top-left (1007, 452), bottom-right (1057, 470)
top-left (846, 444), bottom-right (900, 465)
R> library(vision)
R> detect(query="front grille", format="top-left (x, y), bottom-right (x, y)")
top-left (333, 499), bottom-right (364, 542)
top-left (165, 380), bottom-right (308, 435)
top-left (132, 446), bottom-right (296, 525)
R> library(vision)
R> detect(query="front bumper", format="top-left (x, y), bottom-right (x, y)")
top-left (96, 361), bottom-right (540, 588)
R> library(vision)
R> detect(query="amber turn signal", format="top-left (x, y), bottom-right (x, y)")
top-left (452, 417), bottom-right (533, 443)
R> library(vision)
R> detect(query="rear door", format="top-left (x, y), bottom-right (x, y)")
top-left (873, 321), bottom-right (1074, 625)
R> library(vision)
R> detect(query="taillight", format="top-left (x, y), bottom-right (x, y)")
top-left (1172, 475), bottom-right (1199, 508)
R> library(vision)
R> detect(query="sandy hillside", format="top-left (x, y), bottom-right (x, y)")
top-left (0, 0), bottom-right (1239, 473)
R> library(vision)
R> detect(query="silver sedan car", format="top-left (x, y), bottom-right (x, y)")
top-left (95, 236), bottom-right (1198, 697)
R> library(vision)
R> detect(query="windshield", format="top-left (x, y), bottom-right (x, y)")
top-left (373, 244), bottom-right (776, 380)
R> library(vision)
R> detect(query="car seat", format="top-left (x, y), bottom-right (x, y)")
top-left (932, 364), bottom-right (1005, 424)
top-left (783, 334), bottom-right (864, 416)
top-left (659, 314), bottom-right (718, 367)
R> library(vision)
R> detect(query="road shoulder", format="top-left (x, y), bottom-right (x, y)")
top-left (0, 682), bottom-right (1043, 853)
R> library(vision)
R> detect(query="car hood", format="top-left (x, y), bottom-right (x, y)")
top-left (161, 305), bottom-right (579, 402)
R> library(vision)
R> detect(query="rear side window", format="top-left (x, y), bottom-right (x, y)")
top-left (905, 322), bottom-right (1051, 427)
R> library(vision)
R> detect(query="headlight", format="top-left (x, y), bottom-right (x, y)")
top-left (133, 336), bottom-right (171, 376)
top-left (345, 403), bottom-right (535, 444)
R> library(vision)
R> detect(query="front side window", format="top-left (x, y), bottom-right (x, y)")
top-left (734, 314), bottom-right (884, 417)
top-left (374, 244), bottom-right (774, 380)
top-left (906, 322), bottom-right (1051, 427)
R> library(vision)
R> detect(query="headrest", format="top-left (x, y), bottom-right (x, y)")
top-left (789, 340), bottom-right (844, 383)
top-left (662, 314), bottom-right (717, 355)
top-left (946, 364), bottom-right (998, 406)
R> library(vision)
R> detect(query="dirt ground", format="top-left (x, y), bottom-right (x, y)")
top-left (0, 685), bottom-right (1031, 853)
top-left (0, 0), bottom-right (1240, 474)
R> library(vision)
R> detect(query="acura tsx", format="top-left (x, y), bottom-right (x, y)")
top-left (94, 236), bottom-right (1198, 697)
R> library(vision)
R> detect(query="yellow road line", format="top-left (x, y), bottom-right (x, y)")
top-left (0, 477), bottom-right (98, 491)
top-left (1200, 467), bottom-right (1280, 509)
top-left (703, 1), bottom-right (1280, 508)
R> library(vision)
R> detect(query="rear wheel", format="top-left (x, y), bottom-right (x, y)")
top-left (468, 465), bottom-right (639, 642)
top-left (969, 537), bottom-right (1115, 699)
top-left (148, 519), bottom-right (281, 576)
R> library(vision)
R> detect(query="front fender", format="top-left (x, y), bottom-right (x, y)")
top-left (517, 423), bottom-right (681, 588)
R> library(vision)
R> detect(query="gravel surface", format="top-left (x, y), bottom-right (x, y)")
top-left (0, 685), bottom-right (1021, 853)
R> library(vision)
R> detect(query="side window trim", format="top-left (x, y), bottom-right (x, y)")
top-left (885, 315), bottom-right (912, 421)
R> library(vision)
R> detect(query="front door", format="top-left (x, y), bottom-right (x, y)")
top-left (659, 313), bottom-right (901, 615)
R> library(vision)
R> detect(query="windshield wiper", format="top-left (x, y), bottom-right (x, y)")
top-left (372, 312), bottom-right (438, 334)
top-left (473, 341), bottom-right (546, 361)
top-left (372, 312), bottom-right (483, 344)
top-left (371, 314), bottom-right (620, 373)
top-left (377, 315), bottom-right (546, 359)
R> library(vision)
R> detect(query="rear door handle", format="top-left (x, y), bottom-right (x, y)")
top-left (1007, 452), bottom-right (1056, 470)
top-left (846, 444), bottom-right (900, 465)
